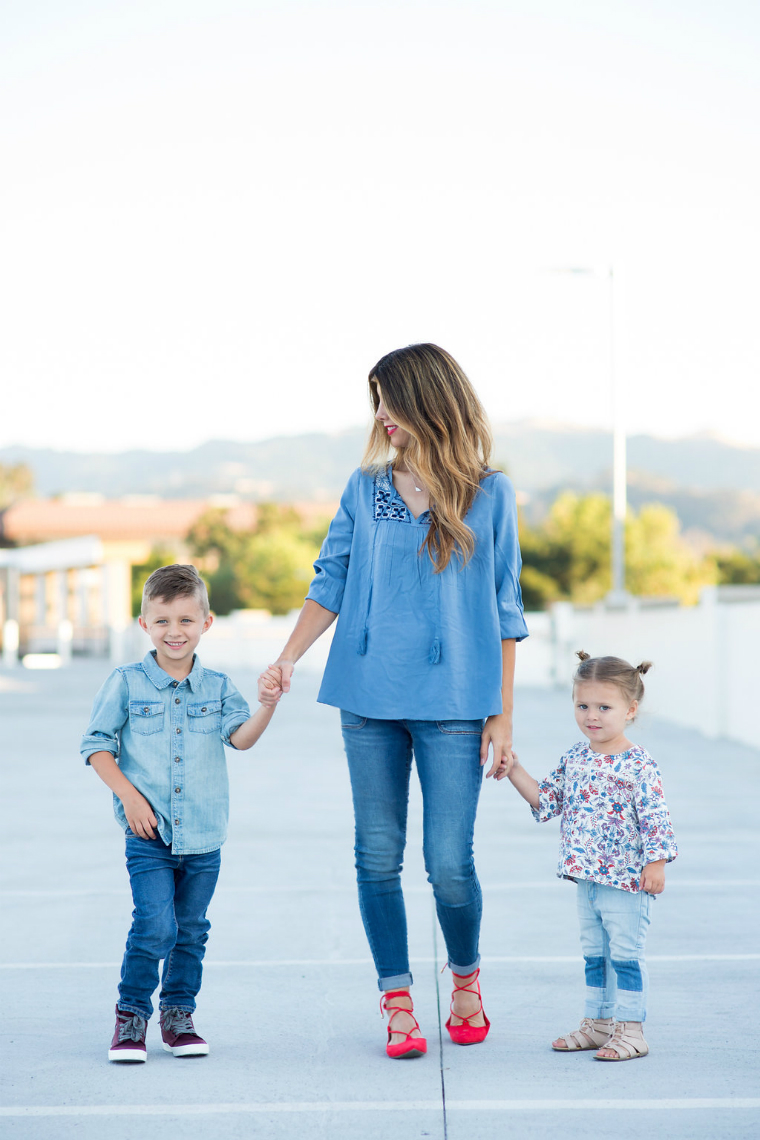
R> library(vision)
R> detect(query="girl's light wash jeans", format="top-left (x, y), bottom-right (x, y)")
top-left (340, 712), bottom-right (485, 991)
top-left (577, 879), bottom-right (653, 1022)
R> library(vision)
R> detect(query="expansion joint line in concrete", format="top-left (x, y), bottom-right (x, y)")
top-left (3, 953), bottom-right (760, 970)
top-left (2, 1101), bottom-right (760, 1117)
top-left (431, 896), bottom-right (448, 1140)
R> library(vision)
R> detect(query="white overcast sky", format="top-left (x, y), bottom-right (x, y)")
top-left (2, 0), bottom-right (759, 452)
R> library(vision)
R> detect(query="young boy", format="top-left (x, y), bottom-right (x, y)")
top-left (81, 564), bottom-right (276, 1062)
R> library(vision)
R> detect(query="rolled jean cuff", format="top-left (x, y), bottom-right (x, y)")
top-left (378, 972), bottom-right (413, 992)
top-left (448, 955), bottom-right (480, 977)
top-left (584, 994), bottom-right (616, 1019)
top-left (615, 1003), bottom-right (647, 1022)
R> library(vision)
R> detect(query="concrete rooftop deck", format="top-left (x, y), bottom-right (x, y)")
top-left (1, 658), bottom-right (759, 1139)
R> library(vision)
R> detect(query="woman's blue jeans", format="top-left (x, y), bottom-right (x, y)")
top-left (340, 712), bottom-right (485, 991)
top-left (118, 832), bottom-right (221, 1020)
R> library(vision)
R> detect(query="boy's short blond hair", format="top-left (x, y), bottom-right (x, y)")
top-left (141, 564), bottom-right (210, 616)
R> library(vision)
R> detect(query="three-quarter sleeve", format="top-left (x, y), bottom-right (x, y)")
top-left (531, 756), bottom-right (567, 823)
top-left (635, 759), bottom-right (678, 865)
top-left (306, 467), bottom-right (360, 614)
top-left (220, 675), bottom-right (251, 748)
top-left (490, 473), bottom-right (529, 642)
top-left (80, 669), bottom-right (129, 764)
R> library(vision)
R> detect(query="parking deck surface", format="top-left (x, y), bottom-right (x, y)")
top-left (1, 659), bottom-right (758, 1138)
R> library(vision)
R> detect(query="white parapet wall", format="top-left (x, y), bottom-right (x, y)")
top-left (531, 585), bottom-right (760, 749)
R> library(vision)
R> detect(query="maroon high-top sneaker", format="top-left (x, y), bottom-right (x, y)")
top-left (160, 1008), bottom-right (209, 1057)
top-left (108, 1005), bottom-right (147, 1062)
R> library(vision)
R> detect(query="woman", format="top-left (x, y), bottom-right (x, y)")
top-left (259, 343), bottom-right (528, 1058)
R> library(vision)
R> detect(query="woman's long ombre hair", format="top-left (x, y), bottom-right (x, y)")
top-left (364, 343), bottom-right (493, 572)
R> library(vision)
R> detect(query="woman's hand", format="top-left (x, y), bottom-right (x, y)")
top-left (481, 713), bottom-right (515, 780)
top-left (274, 659), bottom-right (296, 694)
top-left (257, 659), bottom-right (296, 704)
top-left (258, 666), bottom-right (284, 705)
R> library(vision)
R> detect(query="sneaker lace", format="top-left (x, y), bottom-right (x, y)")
top-left (162, 1009), bottom-right (194, 1036)
top-left (117, 1013), bottom-right (146, 1043)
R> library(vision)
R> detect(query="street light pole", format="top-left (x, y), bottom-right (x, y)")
top-left (608, 266), bottom-right (627, 602)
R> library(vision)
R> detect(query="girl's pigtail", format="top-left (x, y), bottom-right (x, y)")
top-left (576, 649), bottom-right (591, 662)
top-left (636, 661), bottom-right (653, 675)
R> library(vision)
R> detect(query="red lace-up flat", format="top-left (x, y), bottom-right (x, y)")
top-left (445, 968), bottom-right (491, 1045)
top-left (380, 989), bottom-right (428, 1059)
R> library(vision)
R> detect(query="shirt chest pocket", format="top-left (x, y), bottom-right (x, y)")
top-left (188, 700), bottom-right (222, 734)
top-left (128, 700), bottom-right (165, 735)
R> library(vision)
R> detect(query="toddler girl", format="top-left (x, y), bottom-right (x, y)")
top-left (505, 651), bottom-right (677, 1060)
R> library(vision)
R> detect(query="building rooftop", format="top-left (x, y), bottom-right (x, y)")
top-left (0, 497), bottom-right (336, 545)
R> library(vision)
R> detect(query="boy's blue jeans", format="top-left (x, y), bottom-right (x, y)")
top-left (577, 879), bottom-right (653, 1023)
top-left (340, 712), bottom-right (484, 991)
top-left (117, 832), bottom-right (221, 1020)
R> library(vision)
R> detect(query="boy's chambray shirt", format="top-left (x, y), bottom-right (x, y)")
top-left (80, 651), bottom-right (250, 854)
top-left (532, 742), bottom-right (678, 893)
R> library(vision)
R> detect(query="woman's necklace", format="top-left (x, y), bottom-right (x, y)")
top-left (408, 468), bottom-right (424, 493)
top-left (397, 462), bottom-right (425, 494)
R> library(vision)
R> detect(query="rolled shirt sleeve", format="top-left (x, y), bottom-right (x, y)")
top-left (531, 758), bottom-right (567, 823)
top-left (491, 474), bottom-right (529, 642)
top-left (221, 676), bottom-right (252, 748)
top-left (80, 669), bottom-right (129, 764)
top-left (636, 760), bottom-right (678, 865)
top-left (306, 468), bottom-right (360, 614)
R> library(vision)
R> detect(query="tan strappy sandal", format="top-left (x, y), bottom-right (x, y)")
top-left (595, 1020), bottom-right (649, 1061)
top-left (552, 1017), bottom-right (614, 1051)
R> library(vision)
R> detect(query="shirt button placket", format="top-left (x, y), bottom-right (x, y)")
top-left (172, 683), bottom-right (182, 840)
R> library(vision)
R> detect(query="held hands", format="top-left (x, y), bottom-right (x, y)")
top-left (257, 659), bottom-right (296, 706)
top-left (480, 713), bottom-right (515, 780)
top-left (640, 860), bottom-right (666, 894)
top-left (122, 790), bottom-right (158, 840)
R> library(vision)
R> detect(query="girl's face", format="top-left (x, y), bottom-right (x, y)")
top-left (573, 679), bottom-right (638, 754)
top-left (374, 383), bottom-right (412, 449)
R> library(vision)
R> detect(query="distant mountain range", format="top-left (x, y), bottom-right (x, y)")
top-left (3, 423), bottom-right (760, 544)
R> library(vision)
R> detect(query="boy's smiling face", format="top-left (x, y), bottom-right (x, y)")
top-left (138, 593), bottom-right (213, 677)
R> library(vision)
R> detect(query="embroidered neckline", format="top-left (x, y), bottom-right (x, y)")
top-left (373, 468), bottom-right (411, 522)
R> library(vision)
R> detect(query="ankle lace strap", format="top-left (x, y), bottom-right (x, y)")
top-left (451, 967), bottom-right (481, 993)
top-left (380, 990), bottom-right (414, 1020)
top-left (449, 968), bottom-right (483, 1025)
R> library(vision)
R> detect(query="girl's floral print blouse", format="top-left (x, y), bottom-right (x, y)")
top-left (532, 742), bottom-right (678, 893)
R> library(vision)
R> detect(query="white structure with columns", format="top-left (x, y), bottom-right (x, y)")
top-left (0, 536), bottom-right (132, 665)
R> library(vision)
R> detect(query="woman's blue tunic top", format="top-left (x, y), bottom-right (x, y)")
top-left (305, 466), bottom-right (529, 720)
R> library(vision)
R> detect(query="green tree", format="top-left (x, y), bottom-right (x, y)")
top-left (0, 463), bottom-right (33, 509)
top-left (518, 493), bottom-right (611, 607)
top-left (626, 504), bottom-right (714, 604)
top-left (235, 530), bottom-right (320, 614)
top-left (545, 492), bottom-right (612, 602)
top-left (519, 493), bottom-right (715, 608)
top-left (714, 547), bottom-right (760, 585)
top-left (187, 504), bottom-right (326, 616)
